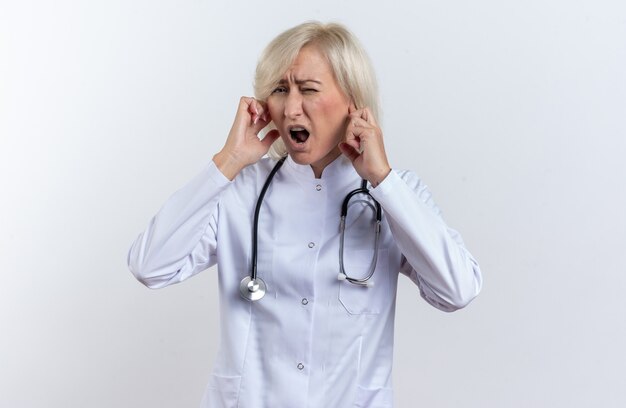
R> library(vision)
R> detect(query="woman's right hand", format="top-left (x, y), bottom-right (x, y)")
top-left (213, 97), bottom-right (280, 180)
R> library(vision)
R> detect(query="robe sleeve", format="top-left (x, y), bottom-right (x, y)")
top-left (127, 161), bottom-right (231, 289)
top-left (369, 170), bottom-right (482, 312)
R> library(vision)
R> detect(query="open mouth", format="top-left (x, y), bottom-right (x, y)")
top-left (289, 127), bottom-right (310, 144)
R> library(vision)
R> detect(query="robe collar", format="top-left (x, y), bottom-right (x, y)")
top-left (284, 154), bottom-right (354, 181)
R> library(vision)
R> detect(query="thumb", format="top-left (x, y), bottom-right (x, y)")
top-left (251, 113), bottom-right (271, 135)
top-left (260, 129), bottom-right (280, 150)
top-left (339, 142), bottom-right (360, 163)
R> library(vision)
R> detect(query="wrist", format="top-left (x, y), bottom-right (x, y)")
top-left (213, 150), bottom-right (246, 181)
top-left (369, 166), bottom-right (391, 188)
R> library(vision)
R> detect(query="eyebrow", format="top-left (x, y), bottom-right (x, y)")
top-left (277, 79), bottom-right (322, 85)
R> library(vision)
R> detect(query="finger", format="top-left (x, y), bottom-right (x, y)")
top-left (352, 107), bottom-right (377, 127)
top-left (251, 113), bottom-right (272, 135)
top-left (260, 129), bottom-right (280, 150)
top-left (349, 114), bottom-right (372, 131)
top-left (349, 108), bottom-right (362, 120)
top-left (349, 113), bottom-right (382, 147)
top-left (246, 97), bottom-right (269, 125)
top-left (259, 101), bottom-right (270, 122)
top-left (235, 96), bottom-right (254, 125)
top-left (247, 99), bottom-right (261, 124)
top-left (356, 108), bottom-right (370, 125)
top-left (363, 107), bottom-right (378, 126)
top-left (343, 130), bottom-right (361, 151)
top-left (241, 96), bottom-right (256, 110)
top-left (339, 142), bottom-right (360, 162)
top-left (255, 99), bottom-right (267, 111)
top-left (252, 99), bottom-right (269, 119)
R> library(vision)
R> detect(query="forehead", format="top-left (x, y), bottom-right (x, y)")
top-left (281, 45), bottom-right (334, 80)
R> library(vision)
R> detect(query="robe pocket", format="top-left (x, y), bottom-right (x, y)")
top-left (201, 374), bottom-right (242, 408)
top-left (353, 385), bottom-right (394, 407)
top-left (339, 249), bottom-right (389, 315)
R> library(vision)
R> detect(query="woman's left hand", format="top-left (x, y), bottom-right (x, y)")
top-left (339, 107), bottom-right (392, 187)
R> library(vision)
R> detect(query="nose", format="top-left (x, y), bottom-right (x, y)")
top-left (284, 90), bottom-right (303, 119)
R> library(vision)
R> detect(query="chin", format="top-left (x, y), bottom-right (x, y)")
top-left (287, 150), bottom-right (315, 165)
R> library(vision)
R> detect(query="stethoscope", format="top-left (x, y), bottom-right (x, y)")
top-left (239, 157), bottom-right (382, 301)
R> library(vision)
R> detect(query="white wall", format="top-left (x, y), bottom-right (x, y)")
top-left (1, 1), bottom-right (625, 406)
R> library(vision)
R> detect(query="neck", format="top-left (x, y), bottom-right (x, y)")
top-left (310, 148), bottom-right (342, 178)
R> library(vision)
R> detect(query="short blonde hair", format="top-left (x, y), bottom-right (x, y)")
top-left (254, 21), bottom-right (380, 159)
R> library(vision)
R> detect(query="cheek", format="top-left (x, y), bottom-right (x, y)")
top-left (319, 95), bottom-right (348, 120)
top-left (315, 96), bottom-right (341, 114)
top-left (267, 101), bottom-right (282, 123)
top-left (316, 99), bottom-right (348, 135)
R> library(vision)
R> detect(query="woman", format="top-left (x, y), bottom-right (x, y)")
top-left (128, 21), bottom-right (482, 408)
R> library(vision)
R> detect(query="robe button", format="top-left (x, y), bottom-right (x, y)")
top-left (297, 363), bottom-right (304, 370)
top-left (301, 298), bottom-right (309, 305)
top-left (308, 242), bottom-right (315, 248)
top-left (315, 184), bottom-right (322, 191)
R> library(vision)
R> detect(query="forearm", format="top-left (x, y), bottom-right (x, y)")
top-left (370, 170), bottom-right (482, 310)
top-left (128, 161), bottom-right (231, 288)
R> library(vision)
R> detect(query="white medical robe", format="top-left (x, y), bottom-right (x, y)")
top-left (128, 155), bottom-right (482, 407)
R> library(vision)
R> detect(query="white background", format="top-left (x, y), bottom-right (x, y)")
top-left (1, 1), bottom-right (625, 407)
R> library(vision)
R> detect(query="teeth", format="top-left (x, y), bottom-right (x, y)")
top-left (291, 127), bottom-right (305, 131)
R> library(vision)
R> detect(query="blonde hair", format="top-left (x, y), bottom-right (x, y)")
top-left (254, 21), bottom-right (380, 159)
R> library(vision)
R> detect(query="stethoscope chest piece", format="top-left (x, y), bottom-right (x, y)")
top-left (239, 276), bottom-right (267, 301)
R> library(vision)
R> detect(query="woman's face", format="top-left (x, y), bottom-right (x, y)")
top-left (267, 45), bottom-right (351, 177)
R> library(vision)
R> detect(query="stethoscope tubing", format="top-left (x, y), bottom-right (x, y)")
top-left (241, 156), bottom-right (382, 301)
top-left (338, 179), bottom-right (382, 286)
top-left (251, 156), bottom-right (286, 281)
